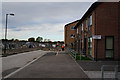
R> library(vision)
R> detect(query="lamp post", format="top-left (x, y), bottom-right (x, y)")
top-left (4, 13), bottom-right (14, 56)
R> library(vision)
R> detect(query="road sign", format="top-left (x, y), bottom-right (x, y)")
top-left (92, 35), bottom-right (101, 39)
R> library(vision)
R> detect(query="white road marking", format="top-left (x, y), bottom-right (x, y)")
top-left (3, 51), bottom-right (47, 79)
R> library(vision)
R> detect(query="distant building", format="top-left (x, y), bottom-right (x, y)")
top-left (65, 2), bottom-right (120, 60)
top-left (64, 20), bottom-right (79, 49)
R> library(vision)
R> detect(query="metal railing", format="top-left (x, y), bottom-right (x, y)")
top-left (67, 48), bottom-right (77, 60)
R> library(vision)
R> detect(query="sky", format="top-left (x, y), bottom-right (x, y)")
top-left (1, 1), bottom-right (96, 41)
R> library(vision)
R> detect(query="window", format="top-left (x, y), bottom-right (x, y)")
top-left (71, 26), bottom-right (75, 30)
top-left (87, 15), bottom-right (92, 27)
top-left (106, 37), bottom-right (113, 49)
top-left (105, 36), bottom-right (114, 59)
top-left (70, 34), bottom-right (75, 38)
top-left (77, 28), bottom-right (79, 34)
top-left (80, 23), bottom-right (83, 34)
top-left (80, 23), bottom-right (83, 31)
top-left (88, 37), bottom-right (92, 55)
top-left (87, 15), bottom-right (92, 32)
top-left (90, 15), bottom-right (92, 26)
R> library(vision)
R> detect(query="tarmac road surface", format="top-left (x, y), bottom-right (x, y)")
top-left (6, 52), bottom-right (89, 78)
top-left (2, 50), bottom-right (48, 77)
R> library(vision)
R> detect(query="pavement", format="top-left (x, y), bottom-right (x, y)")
top-left (4, 51), bottom-right (89, 79)
top-left (77, 60), bottom-right (120, 79)
top-left (77, 61), bottom-right (120, 71)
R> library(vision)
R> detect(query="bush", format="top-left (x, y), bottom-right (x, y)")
top-left (76, 55), bottom-right (91, 60)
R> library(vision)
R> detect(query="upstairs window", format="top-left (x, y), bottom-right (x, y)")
top-left (86, 19), bottom-right (88, 27)
top-left (80, 23), bottom-right (83, 31)
top-left (77, 28), bottom-right (79, 34)
top-left (71, 26), bottom-right (75, 30)
top-left (87, 15), bottom-right (92, 27)
top-left (70, 34), bottom-right (75, 38)
top-left (89, 15), bottom-right (92, 26)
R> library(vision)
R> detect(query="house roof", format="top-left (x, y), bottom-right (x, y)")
top-left (74, 2), bottom-right (102, 29)
top-left (65, 20), bottom-right (79, 27)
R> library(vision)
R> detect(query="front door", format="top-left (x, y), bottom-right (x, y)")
top-left (105, 36), bottom-right (114, 59)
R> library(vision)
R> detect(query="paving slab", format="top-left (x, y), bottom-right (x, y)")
top-left (77, 61), bottom-right (120, 71)
top-left (77, 60), bottom-right (120, 79)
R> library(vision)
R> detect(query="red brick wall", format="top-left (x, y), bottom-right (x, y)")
top-left (65, 2), bottom-right (120, 60)
top-left (92, 11), bottom-right (96, 58)
top-left (64, 21), bottom-right (78, 48)
top-left (95, 2), bottom-right (119, 60)
top-left (118, 2), bottom-right (120, 60)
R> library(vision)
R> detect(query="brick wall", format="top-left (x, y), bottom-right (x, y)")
top-left (64, 21), bottom-right (78, 49)
top-left (95, 2), bottom-right (119, 60)
top-left (118, 2), bottom-right (120, 60)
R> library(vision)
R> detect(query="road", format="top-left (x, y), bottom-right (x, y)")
top-left (6, 52), bottom-right (89, 78)
top-left (2, 50), bottom-right (48, 77)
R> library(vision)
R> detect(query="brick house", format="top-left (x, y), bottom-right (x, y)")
top-left (74, 2), bottom-right (120, 60)
top-left (64, 2), bottom-right (120, 60)
top-left (64, 20), bottom-right (79, 49)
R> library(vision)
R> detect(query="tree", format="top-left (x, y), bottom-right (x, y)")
top-left (44, 39), bottom-right (51, 42)
top-left (28, 37), bottom-right (35, 42)
top-left (14, 39), bottom-right (19, 42)
top-left (11, 38), bottom-right (14, 41)
top-left (36, 37), bottom-right (43, 42)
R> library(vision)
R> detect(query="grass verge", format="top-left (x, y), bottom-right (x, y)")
top-left (76, 54), bottom-right (91, 60)
top-left (69, 51), bottom-right (91, 61)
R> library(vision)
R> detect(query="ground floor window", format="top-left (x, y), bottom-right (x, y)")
top-left (105, 36), bottom-right (114, 59)
top-left (88, 37), bottom-right (92, 56)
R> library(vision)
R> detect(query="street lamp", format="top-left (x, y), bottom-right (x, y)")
top-left (4, 13), bottom-right (15, 56)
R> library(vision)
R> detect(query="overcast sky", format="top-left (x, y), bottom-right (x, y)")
top-left (1, 2), bottom-right (95, 41)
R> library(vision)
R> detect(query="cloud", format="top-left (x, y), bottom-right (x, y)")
top-left (2, 2), bottom-right (93, 41)
top-left (2, 23), bottom-right (65, 41)
top-left (3, 0), bottom-right (97, 2)
top-left (0, 24), bottom-right (3, 39)
top-left (3, 0), bottom-right (120, 2)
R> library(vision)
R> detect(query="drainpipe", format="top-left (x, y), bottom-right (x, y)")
top-left (95, 10), bottom-right (97, 61)
top-left (118, 2), bottom-right (120, 62)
